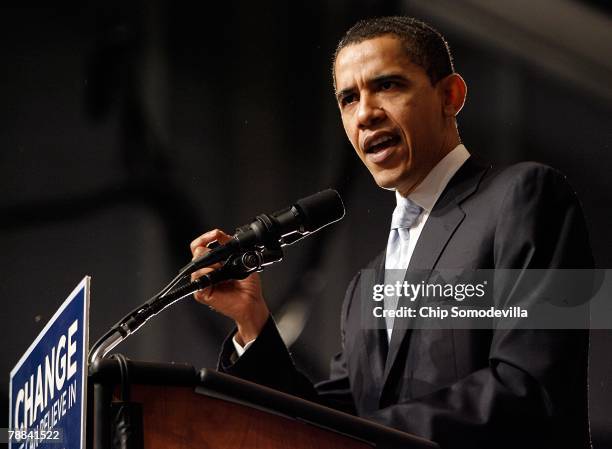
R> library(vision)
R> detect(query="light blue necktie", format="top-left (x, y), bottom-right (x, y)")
top-left (384, 199), bottom-right (423, 338)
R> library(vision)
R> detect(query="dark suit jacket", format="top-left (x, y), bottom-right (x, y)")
top-left (218, 157), bottom-right (594, 449)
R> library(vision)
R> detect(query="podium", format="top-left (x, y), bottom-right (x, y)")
top-left (88, 359), bottom-right (439, 449)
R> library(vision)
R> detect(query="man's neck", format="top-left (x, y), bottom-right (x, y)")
top-left (397, 131), bottom-right (461, 197)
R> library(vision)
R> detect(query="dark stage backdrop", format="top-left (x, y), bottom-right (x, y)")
top-left (1, 2), bottom-right (611, 446)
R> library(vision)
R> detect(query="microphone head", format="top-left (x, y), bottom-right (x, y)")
top-left (294, 189), bottom-right (345, 233)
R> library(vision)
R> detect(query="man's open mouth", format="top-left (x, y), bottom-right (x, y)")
top-left (365, 134), bottom-right (400, 154)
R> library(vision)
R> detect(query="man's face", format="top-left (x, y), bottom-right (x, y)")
top-left (334, 35), bottom-right (449, 195)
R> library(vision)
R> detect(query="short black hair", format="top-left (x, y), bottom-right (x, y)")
top-left (333, 16), bottom-right (454, 88)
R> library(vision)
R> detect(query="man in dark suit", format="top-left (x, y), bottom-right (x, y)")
top-left (190, 17), bottom-right (593, 449)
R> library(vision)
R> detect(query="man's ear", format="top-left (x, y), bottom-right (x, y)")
top-left (439, 73), bottom-right (467, 117)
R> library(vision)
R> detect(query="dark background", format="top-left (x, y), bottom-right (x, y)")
top-left (2, 1), bottom-right (611, 445)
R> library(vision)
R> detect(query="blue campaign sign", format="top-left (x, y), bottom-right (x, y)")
top-left (9, 277), bottom-right (90, 449)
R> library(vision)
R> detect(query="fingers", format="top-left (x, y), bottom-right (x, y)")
top-left (191, 245), bottom-right (207, 261)
top-left (190, 229), bottom-right (227, 284)
top-left (190, 264), bottom-right (221, 283)
top-left (192, 276), bottom-right (236, 306)
top-left (191, 265), bottom-right (219, 303)
top-left (190, 229), bottom-right (232, 305)
top-left (190, 229), bottom-right (232, 258)
top-left (193, 285), bottom-right (212, 304)
top-left (189, 228), bottom-right (263, 315)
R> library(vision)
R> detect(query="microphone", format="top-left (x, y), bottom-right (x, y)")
top-left (182, 189), bottom-right (345, 275)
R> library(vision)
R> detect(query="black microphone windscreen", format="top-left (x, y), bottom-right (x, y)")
top-left (295, 189), bottom-right (345, 232)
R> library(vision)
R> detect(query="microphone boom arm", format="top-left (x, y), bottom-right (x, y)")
top-left (88, 246), bottom-right (284, 365)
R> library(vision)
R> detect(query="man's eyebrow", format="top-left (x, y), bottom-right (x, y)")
top-left (335, 87), bottom-right (355, 101)
top-left (335, 73), bottom-right (411, 100)
top-left (370, 73), bottom-right (410, 85)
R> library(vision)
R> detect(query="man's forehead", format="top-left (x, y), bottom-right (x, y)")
top-left (334, 35), bottom-right (418, 88)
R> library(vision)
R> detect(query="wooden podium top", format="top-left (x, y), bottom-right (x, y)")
top-left (89, 359), bottom-right (438, 449)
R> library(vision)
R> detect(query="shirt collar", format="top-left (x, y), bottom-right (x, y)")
top-left (396, 144), bottom-right (470, 212)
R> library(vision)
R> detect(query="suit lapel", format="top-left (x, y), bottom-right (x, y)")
top-left (380, 157), bottom-right (491, 388)
top-left (363, 252), bottom-right (388, 394)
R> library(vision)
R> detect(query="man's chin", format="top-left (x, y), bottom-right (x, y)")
top-left (373, 176), bottom-right (399, 192)
top-left (372, 172), bottom-right (416, 195)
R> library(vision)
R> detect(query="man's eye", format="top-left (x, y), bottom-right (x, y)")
top-left (381, 81), bottom-right (396, 90)
top-left (341, 94), bottom-right (357, 106)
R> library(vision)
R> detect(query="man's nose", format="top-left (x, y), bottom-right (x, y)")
top-left (357, 94), bottom-right (385, 128)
